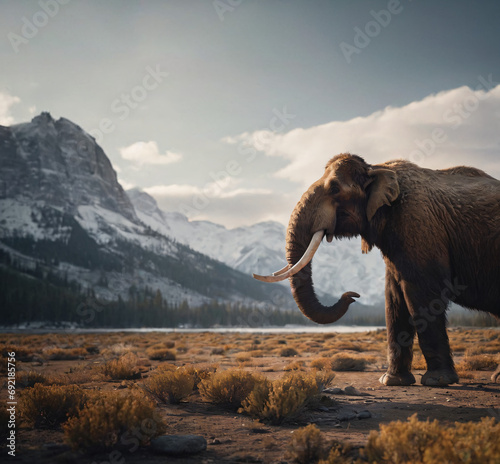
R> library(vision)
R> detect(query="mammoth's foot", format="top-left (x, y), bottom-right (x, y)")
top-left (379, 371), bottom-right (416, 386)
top-left (492, 365), bottom-right (500, 383)
top-left (421, 369), bottom-right (459, 386)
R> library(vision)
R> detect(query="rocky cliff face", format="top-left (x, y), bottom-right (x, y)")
top-left (1, 112), bottom-right (137, 222)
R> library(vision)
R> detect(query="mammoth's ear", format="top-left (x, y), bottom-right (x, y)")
top-left (365, 168), bottom-right (399, 221)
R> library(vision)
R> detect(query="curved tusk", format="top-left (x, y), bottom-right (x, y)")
top-left (272, 265), bottom-right (290, 276)
top-left (253, 230), bottom-right (324, 283)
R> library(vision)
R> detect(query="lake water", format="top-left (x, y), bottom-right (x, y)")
top-left (0, 325), bottom-right (385, 334)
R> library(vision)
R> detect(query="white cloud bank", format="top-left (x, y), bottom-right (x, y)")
top-left (144, 177), bottom-right (278, 227)
top-left (120, 141), bottom-right (182, 166)
top-left (0, 92), bottom-right (20, 125)
top-left (227, 78), bottom-right (500, 188)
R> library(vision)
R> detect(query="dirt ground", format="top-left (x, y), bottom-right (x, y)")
top-left (1, 328), bottom-right (499, 463)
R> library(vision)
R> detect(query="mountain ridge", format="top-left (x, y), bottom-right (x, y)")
top-left (0, 113), bottom-right (293, 318)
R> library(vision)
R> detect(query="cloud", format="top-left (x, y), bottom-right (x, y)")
top-left (144, 179), bottom-right (279, 228)
top-left (226, 80), bottom-right (500, 187)
top-left (117, 177), bottom-right (135, 191)
top-left (119, 141), bottom-right (182, 166)
top-left (0, 92), bottom-right (20, 125)
top-left (145, 177), bottom-right (272, 201)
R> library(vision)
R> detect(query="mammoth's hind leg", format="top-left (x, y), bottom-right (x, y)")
top-left (379, 269), bottom-right (416, 386)
top-left (401, 281), bottom-right (458, 387)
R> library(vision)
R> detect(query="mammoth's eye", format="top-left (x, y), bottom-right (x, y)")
top-left (328, 181), bottom-right (340, 195)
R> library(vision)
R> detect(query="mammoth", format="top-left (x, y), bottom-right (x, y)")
top-left (254, 154), bottom-right (500, 386)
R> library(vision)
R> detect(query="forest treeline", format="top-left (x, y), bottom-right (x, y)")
top-left (0, 254), bottom-right (498, 329)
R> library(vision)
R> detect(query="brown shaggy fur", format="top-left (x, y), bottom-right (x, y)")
top-left (286, 154), bottom-right (500, 386)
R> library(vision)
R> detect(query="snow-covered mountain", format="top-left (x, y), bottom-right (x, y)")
top-left (0, 113), bottom-right (290, 311)
top-left (128, 188), bottom-right (387, 306)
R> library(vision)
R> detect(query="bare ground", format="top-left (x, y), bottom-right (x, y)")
top-left (1, 328), bottom-right (499, 463)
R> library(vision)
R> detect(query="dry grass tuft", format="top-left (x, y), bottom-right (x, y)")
top-left (20, 384), bottom-right (87, 428)
top-left (17, 370), bottom-right (50, 388)
top-left (280, 347), bottom-right (299, 357)
top-left (147, 347), bottom-right (176, 361)
top-left (457, 353), bottom-right (498, 371)
top-left (241, 371), bottom-right (334, 425)
top-left (45, 347), bottom-right (88, 360)
top-left (363, 414), bottom-right (500, 464)
top-left (199, 369), bottom-right (263, 410)
top-left (63, 390), bottom-right (166, 451)
top-left (330, 353), bottom-right (369, 372)
top-left (284, 360), bottom-right (305, 371)
top-left (412, 353), bottom-right (427, 370)
top-left (310, 357), bottom-right (332, 371)
top-left (180, 363), bottom-right (218, 389)
top-left (144, 367), bottom-right (195, 404)
top-left (285, 423), bottom-right (329, 464)
top-left (102, 353), bottom-right (141, 380)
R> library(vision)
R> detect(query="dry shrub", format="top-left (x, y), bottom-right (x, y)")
top-left (280, 347), bottom-right (299, 357)
top-left (285, 423), bottom-right (329, 464)
top-left (149, 341), bottom-right (175, 350)
top-left (84, 344), bottom-right (100, 355)
top-left (319, 443), bottom-right (356, 464)
top-left (102, 353), bottom-right (141, 380)
top-left (102, 343), bottom-right (135, 357)
top-left (330, 342), bottom-right (364, 352)
top-left (20, 384), bottom-right (87, 428)
top-left (17, 370), bottom-right (50, 388)
top-left (144, 367), bottom-right (195, 404)
top-left (412, 353), bottom-right (427, 370)
top-left (241, 371), bottom-right (334, 425)
top-left (181, 364), bottom-right (218, 389)
top-left (457, 353), bottom-right (498, 371)
top-left (63, 390), bottom-right (165, 451)
top-left (67, 364), bottom-right (104, 383)
top-left (147, 347), bottom-right (176, 361)
top-left (330, 354), bottom-right (368, 372)
top-left (1, 345), bottom-right (33, 361)
top-left (155, 363), bottom-right (177, 372)
top-left (45, 347), bottom-right (88, 360)
top-left (284, 360), bottom-right (305, 371)
top-left (236, 352), bottom-right (252, 364)
top-left (199, 369), bottom-right (263, 410)
top-left (364, 414), bottom-right (500, 464)
top-left (176, 343), bottom-right (189, 353)
top-left (310, 357), bottom-right (332, 371)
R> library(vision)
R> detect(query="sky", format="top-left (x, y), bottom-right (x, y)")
top-left (1, 0), bottom-right (500, 228)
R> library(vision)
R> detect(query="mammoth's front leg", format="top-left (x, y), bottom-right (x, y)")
top-left (379, 269), bottom-right (416, 386)
top-left (402, 281), bottom-right (459, 386)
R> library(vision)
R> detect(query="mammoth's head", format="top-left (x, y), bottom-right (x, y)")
top-left (254, 153), bottom-right (400, 324)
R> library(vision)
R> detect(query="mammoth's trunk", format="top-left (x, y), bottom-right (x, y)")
top-left (286, 212), bottom-right (358, 325)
